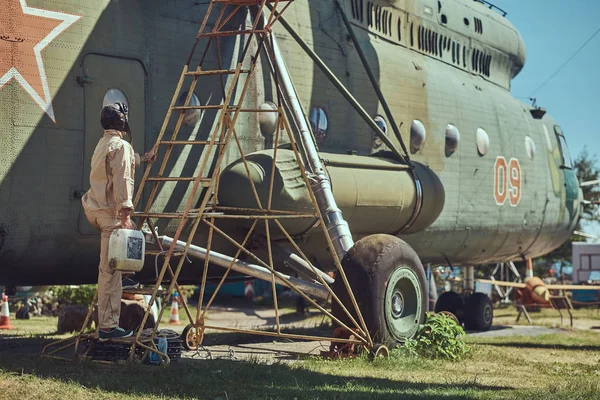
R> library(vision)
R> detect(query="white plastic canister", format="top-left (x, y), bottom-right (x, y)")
top-left (108, 229), bottom-right (146, 272)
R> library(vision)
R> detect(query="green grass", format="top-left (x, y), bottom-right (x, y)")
top-left (1, 308), bottom-right (600, 399)
top-left (1, 331), bottom-right (600, 400)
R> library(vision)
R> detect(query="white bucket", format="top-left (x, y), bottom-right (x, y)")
top-left (108, 229), bottom-right (145, 272)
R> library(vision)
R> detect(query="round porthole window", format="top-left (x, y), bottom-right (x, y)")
top-left (177, 91), bottom-right (201, 127)
top-left (475, 128), bottom-right (489, 156)
top-left (309, 107), bottom-right (328, 144)
top-left (103, 88), bottom-right (129, 110)
top-left (373, 115), bottom-right (388, 148)
top-left (259, 101), bottom-right (278, 138)
top-left (410, 120), bottom-right (426, 154)
top-left (445, 124), bottom-right (460, 157)
top-left (542, 124), bottom-right (552, 151)
top-left (525, 136), bottom-right (536, 160)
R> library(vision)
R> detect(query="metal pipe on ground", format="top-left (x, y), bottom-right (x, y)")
top-left (158, 236), bottom-right (330, 300)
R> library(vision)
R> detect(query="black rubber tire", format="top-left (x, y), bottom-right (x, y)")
top-left (332, 234), bottom-right (428, 347)
top-left (434, 291), bottom-right (465, 323)
top-left (463, 292), bottom-right (493, 331)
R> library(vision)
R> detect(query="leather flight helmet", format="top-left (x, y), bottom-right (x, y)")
top-left (100, 102), bottom-right (131, 133)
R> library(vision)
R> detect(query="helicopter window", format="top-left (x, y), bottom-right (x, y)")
top-left (554, 126), bottom-right (573, 168)
top-left (441, 14), bottom-right (448, 24)
top-left (463, 18), bottom-right (470, 26)
top-left (542, 124), bottom-right (553, 151)
top-left (476, 128), bottom-right (489, 156)
top-left (525, 136), bottom-right (536, 161)
top-left (259, 101), bottom-right (278, 139)
top-left (177, 91), bottom-right (201, 127)
top-left (102, 88), bottom-right (129, 110)
top-left (373, 115), bottom-right (388, 148)
top-left (445, 124), bottom-right (460, 157)
top-left (309, 107), bottom-right (328, 144)
top-left (410, 120), bottom-right (427, 154)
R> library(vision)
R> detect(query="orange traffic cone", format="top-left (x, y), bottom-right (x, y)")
top-left (0, 293), bottom-right (14, 330)
top-left (244, 280), bottom-right (255, 301)
top-left (168, 291), bottom-right (181, 325)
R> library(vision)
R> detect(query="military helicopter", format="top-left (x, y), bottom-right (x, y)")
top-left (0, 0), bottom-right (581, 344)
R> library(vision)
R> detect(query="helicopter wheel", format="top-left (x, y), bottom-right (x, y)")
top-left (332, 234), bottom-right (428, 347)
top-left (434, 291), bottom-right (465, 323)
top-left (463, 292), bottom-right (493, 331)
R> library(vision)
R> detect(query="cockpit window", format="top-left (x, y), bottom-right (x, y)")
top-left (554, 126), bottom-right (573, 169)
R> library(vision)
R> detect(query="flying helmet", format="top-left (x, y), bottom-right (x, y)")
top-left (100, 102), bottom-right (131, 133)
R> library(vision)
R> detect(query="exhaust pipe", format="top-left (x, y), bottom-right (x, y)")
top-left (158, 236), bottom-right (330, 300)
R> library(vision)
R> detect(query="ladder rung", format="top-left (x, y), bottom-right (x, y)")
top-left (212, 0), bottom-right (294, 3)
top-left (145, 250), bottom-right (187, 257)
top-left (147, 177), bottom-right (195, 182)
top-left (146, 177), bottom-right (213, 185)
top-left (185, 69), bottom-right (250, 76)
top-left (159, 140), bottom-right (226, 146)
top-left (172, 105), bottom-right (239, 111)
top-left (201, 29), bottom-right (268, 37)
top-left (135, 212), bottom-right (199, 219)
top-left (123, 288), bottom-right (166, 296)
top-left (135, 206), bottom-right (215, 219)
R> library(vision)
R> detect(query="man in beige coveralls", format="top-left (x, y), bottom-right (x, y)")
top-left (82, 102), bottom-right (156, 341)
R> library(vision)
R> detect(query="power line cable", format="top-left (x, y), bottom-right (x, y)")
top-left (530, 26), bottom-right (600, 96)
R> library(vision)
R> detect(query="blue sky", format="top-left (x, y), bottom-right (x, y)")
top-left (498, 0), bottom-right (600, 161)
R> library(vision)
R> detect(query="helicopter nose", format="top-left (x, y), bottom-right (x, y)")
top-left (564, 168), bottom-right (582, 230)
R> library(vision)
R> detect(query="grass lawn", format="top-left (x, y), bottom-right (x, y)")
top-left (1, 308), bottom-right (599, 399)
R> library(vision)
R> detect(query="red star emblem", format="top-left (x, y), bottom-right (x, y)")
top-left (0, 0), bottom-right (81, 123)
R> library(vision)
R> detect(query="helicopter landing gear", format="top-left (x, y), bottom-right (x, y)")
top-left (332, 234), bottom-right (428, 347)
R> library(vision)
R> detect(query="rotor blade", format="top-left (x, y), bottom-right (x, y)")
top-left (580, 180), bottom-right (600, 187)
top-left (478, 279), bottom-right (600, 291)
top-left (477, 279), bottom-right (526, 289)
top-left (546, 284), bottom-right (600, 290)
top-left (574, 230), bottom-right (600, 240)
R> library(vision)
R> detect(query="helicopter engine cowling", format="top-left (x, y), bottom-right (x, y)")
top-left (218, 149), bottom-right (444, 237)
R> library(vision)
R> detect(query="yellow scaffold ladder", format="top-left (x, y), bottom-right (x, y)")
top-left (43, 0), bottom-right (372, 364)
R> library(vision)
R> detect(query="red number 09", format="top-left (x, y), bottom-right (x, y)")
top-left (494, 156), bottom-right (521, 207)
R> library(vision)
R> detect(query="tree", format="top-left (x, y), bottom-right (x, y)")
top-left (574, 147), bottom-right (600, 223)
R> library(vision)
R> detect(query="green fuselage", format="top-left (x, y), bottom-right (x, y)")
top-left (0, 0), bottom-right (581, 285)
